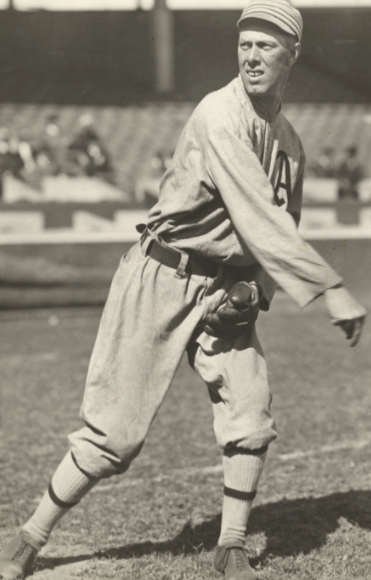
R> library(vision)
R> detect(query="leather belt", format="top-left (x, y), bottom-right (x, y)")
top-left (147, 238), bottom-right (219, 278)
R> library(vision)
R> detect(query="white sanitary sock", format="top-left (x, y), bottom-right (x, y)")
top-left (22, 451), bottom-right (98, 548)
top-left (218, 448), bottom-right (267, 547)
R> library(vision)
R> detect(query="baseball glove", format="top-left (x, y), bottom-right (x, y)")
top-left (204, 281), bottom-right (261, 339)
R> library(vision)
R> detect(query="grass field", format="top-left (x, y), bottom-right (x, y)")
top-left (0, 290), bottom-right (371, 579)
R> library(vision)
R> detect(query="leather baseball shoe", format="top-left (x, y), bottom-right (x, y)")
top-left (214, 544), bottom-right (257, 580)
top-left (0, 534), bottom-right (38, 579)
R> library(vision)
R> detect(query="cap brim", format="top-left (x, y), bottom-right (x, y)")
top-left (237, 12), bottom-right (300, 41)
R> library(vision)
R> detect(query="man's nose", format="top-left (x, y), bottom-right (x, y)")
top-left (247, 45), bottom-right (260, 65)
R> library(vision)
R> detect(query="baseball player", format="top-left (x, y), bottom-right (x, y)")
top-left (0, 2), bottom-right (366, 579)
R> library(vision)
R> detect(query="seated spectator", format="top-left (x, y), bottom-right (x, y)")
top-left (6, 134), bottom-right (25, 181)
top-left (337, 145), bottom-right (364, 200)
top-left (18, 129), bottom-right (37, 175)
top-left (66, 114), bottom-right (115, 184)
top-left (313, 146), bottom-right (336, 178)
top-left (33, 113), bottom-right (66, 176)
top-left (0, 128), bottom-right (41, 197)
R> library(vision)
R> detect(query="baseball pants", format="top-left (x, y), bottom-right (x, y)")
top-left (69, 238), bottom-right (277, 479)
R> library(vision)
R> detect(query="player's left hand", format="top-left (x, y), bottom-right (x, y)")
top-left (204, 281), bottom-right (261, 339)
top-left (324, 284), bottom-right (367, 347)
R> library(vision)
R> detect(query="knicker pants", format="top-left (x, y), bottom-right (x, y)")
top-left (69, 241), bottom-right (277, 479)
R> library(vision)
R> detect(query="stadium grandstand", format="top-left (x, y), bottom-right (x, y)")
top-left (0, 102), bottom-right (370, 196)
top-left (0, 0), bottom-right (370, 308)
top-left (0, 0), bottom-right (370, 190)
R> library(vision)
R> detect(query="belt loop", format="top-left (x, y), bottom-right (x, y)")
top-left (140, 227), bottom-right (158, 256)
top-left (175, 251), bottom-right (189, 279)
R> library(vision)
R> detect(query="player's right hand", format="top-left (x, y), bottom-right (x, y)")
top-left (324, 284), bottom-right (367, 347)
top-left (204, 281), bottom-right (260, 339)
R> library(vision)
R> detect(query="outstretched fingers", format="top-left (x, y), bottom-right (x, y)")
top-left (349, 317), bottom-right (366, 347)
top-left (335, 317), bottom-right (366, 347)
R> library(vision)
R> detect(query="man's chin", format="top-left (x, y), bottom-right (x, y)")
top-left (245, 84), bottom-right (266, 97)
top-left (241, 76), bottom-right (266, 96)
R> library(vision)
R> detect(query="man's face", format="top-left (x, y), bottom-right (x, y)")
top-left (238, 19), bottom-right (300, 100)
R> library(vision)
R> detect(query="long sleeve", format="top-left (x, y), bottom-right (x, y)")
top-left (198, 111), bottom-right (342, 308)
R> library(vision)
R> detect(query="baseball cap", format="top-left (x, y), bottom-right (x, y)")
top-left (237, 0), bottom-right (303, 42)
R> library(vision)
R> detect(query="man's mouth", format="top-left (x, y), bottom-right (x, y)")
top-left (247, 71), bottom-right (263, 78)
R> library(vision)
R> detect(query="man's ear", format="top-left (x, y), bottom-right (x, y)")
top-left (289, 42), bottom-right (301, 66)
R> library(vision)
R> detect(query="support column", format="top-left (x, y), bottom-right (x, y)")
top-left (153, 0), bottom-right (175, 95)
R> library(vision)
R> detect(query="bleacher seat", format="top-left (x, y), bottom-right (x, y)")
top-left (0, 102), bottom-right (370, 197)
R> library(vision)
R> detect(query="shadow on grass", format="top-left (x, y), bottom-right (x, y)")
top-left (38, 489), bottom-right (371, 571)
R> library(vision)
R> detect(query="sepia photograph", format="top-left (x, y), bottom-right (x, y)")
top-left (0, 0), bottom-right (370, 578)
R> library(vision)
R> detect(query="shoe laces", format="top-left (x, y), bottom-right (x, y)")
top-left (233, 547), bottom-right (248, 570)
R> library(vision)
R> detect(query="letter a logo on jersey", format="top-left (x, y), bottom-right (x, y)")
top-left (273, 151), bottom-right (292, 208)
